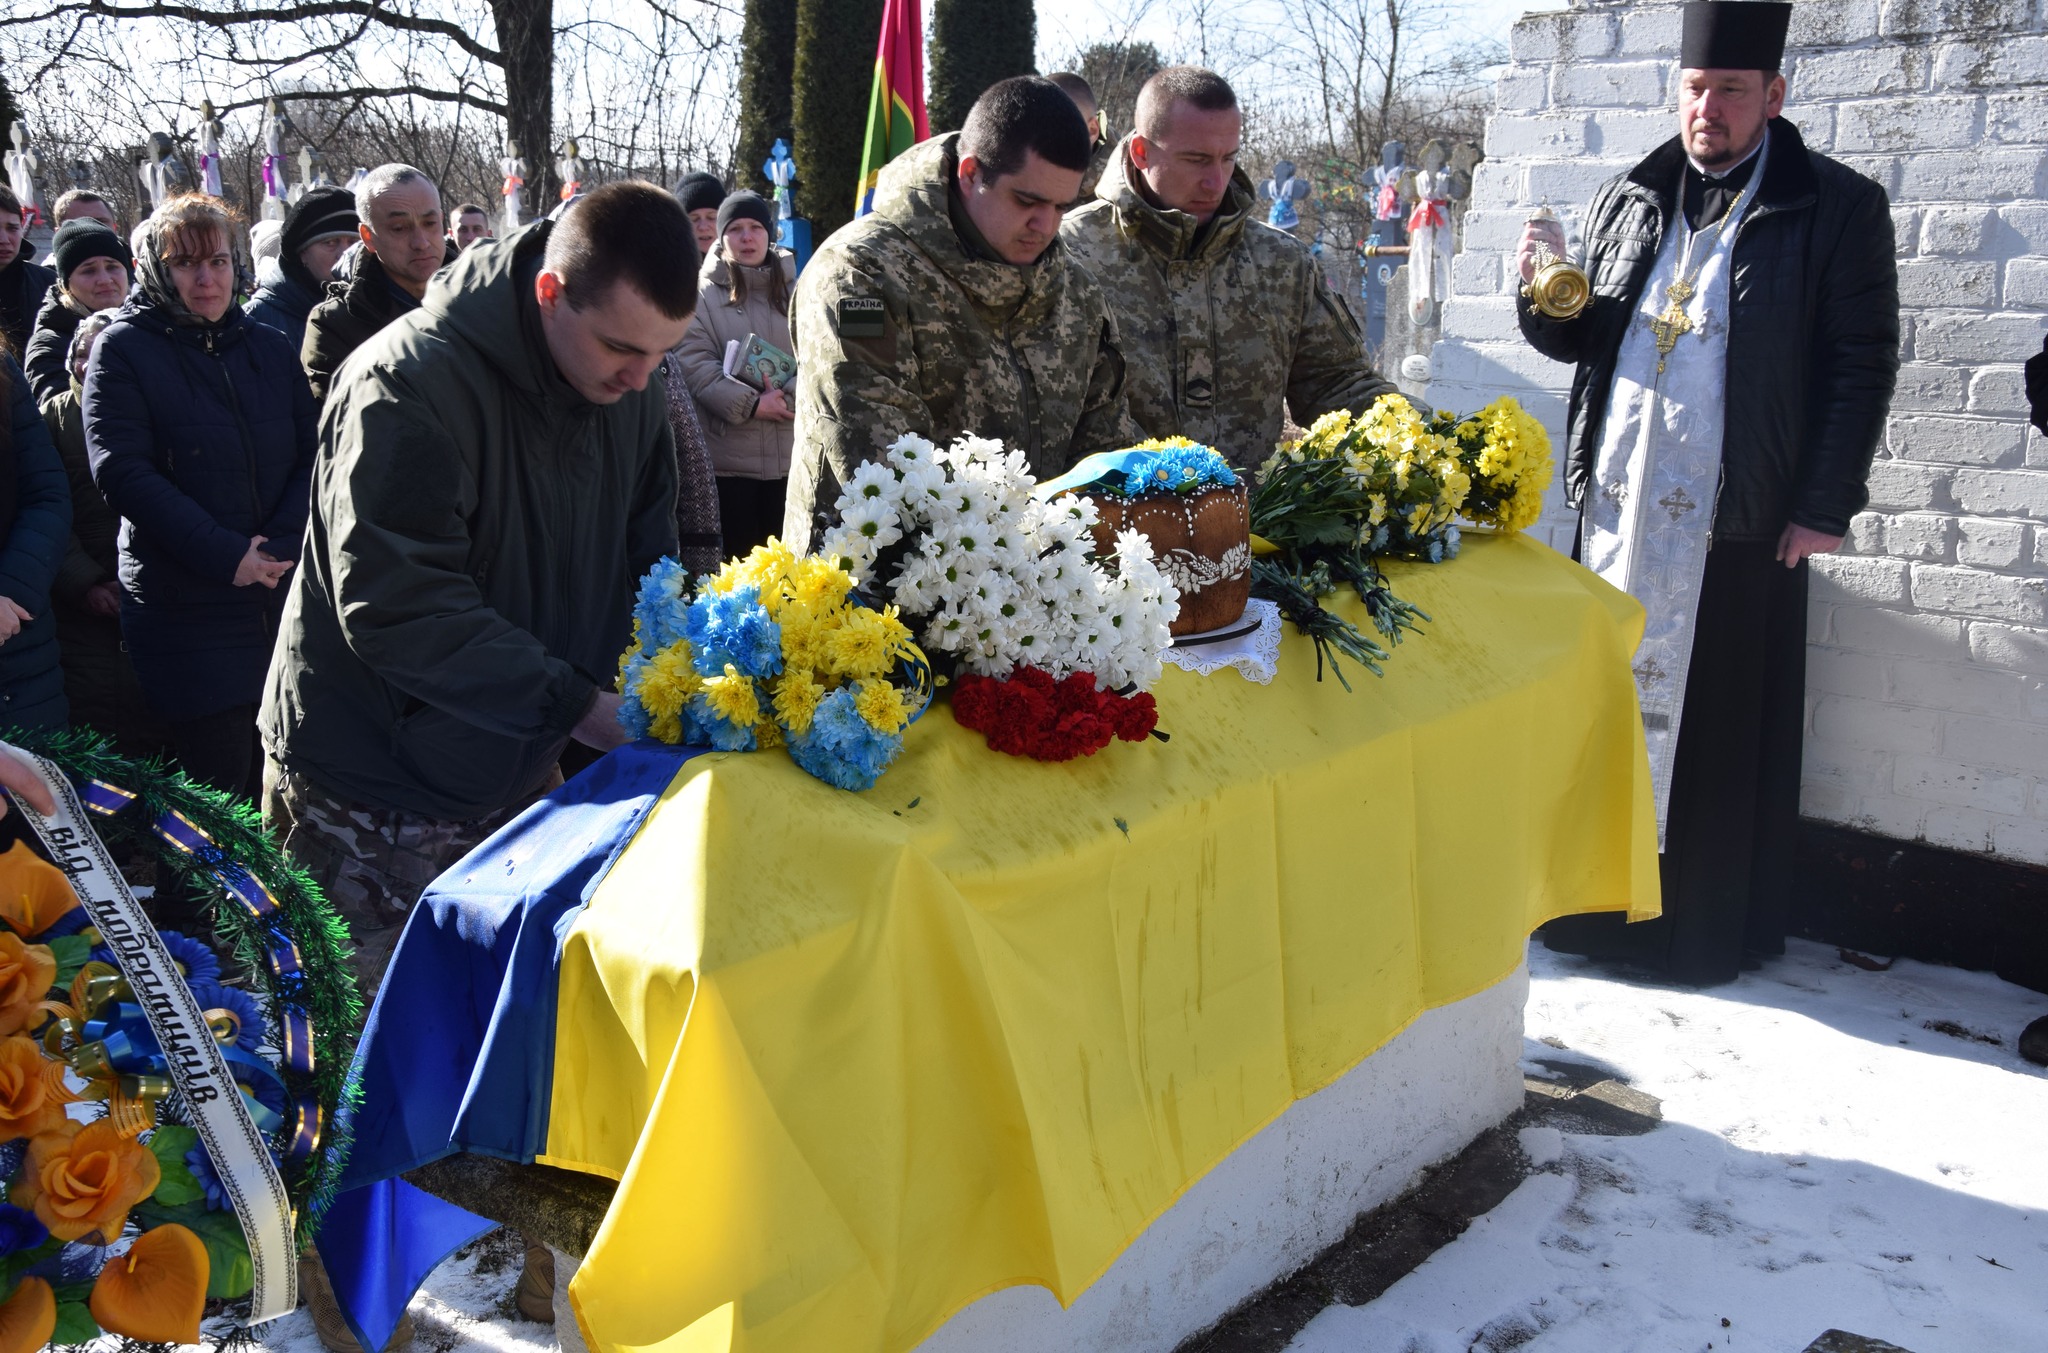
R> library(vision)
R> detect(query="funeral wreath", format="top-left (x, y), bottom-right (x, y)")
top-left (0, 731), bottom-right (359, 1352)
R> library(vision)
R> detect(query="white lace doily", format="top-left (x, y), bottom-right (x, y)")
top-left (1163, 598), bottom-right (1282, 684)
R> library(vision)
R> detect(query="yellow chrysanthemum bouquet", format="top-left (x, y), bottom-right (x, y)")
top-left (618, 542), bottom-right (932, 791)
top-left (1248, 393), bottom-right (1553, 685)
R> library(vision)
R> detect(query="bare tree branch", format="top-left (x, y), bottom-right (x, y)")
top-left (0, 0), bottom-right (501, 66)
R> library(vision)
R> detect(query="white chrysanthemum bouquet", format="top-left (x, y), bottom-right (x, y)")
top-left (822, 434), bottom-right (1180, 761)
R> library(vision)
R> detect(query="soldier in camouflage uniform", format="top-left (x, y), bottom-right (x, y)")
top-left (786, 76), bottom-right (1136, 548)
top-left (1047, 71), bottom-right (1115, 201)
top-left (1061, 67), bottom-right (1401, 471)
top-left (261, 767), bottom-right (557, 990)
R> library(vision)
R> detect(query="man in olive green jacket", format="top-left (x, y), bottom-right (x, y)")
top-left (1061, 67), bottom-right (1400, 470)
top-left (260, 185), bottom-right (694, 996)
top-left (786, 76), bottom-right (1137, 548)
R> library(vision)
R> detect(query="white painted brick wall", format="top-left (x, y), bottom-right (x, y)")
top-left (1427, 0), bottom-right (2048, 865)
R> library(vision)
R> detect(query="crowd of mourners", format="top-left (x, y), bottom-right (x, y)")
top-left (0, 164), bottom-right (798, 800)
top-left (0, 69), bottom-right (1428, 1340)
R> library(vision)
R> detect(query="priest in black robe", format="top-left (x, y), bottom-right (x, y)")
top-left (1515, 1), bottom-right (1900, 985)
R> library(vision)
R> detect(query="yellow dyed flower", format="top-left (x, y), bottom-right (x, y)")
top-left (789, 556), bottom-right (854, 610)
top-left (853, 677), bottom-right (911, 734)
top-left (874, 603), bottom-right (913, 654)
top-left (634, 643), bottom-right (701, 720)
top-left (826, 607), bottom-right (895, 677)
top-left (772, 667), bottom-right (826, 734)
top-left (702, 665), bottom-right (763, 728)
top-left (649, 709), bottom-right (684, 743)
top-left (617, 619), bottom-right (646, 683)
top-left (753, 716), bottom-right (786, 750)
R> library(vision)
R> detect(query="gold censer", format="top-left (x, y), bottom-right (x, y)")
top-left (1521, 206), bottom-right (1590, 320)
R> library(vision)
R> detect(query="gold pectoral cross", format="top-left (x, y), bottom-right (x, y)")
top-left (1649, 278), bottom-right (1695, 375)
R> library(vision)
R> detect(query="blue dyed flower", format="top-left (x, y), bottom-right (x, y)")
top-left (185, 1144), bottom-right (230, 1211)
top-left (1120, 444), bottom-right (1236, 496)
top-left (685, 693), bottom-right (758, 752)
top-left (188, 980), bottom-right (266, 1051)
top-left (0, 1203), bottom-right (47, 1256)
top-left (158, 930), bottom-right (222, 987)
top-left (632, 558), bottom-right (694, 651)
top-left (786, 688), bottom-right (902, 791)
top-left (617, 652), bottom-right (654, 740)
top-left (684, 586), bottom-right (783, 678)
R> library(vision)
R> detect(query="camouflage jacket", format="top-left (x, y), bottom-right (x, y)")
top-left (786, 133), bottom-right (1136, 546)
top-left (1061, 140), bottom-right (1399, 470)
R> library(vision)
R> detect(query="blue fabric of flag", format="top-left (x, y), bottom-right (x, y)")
top-left (317, 742), bottom-right (703, 1352)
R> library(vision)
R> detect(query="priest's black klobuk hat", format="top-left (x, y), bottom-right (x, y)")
top-left (1680, 1), bottom-right (1793, 70)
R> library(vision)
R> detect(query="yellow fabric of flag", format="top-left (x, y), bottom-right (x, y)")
top-left (545, 531), bottom-right (1658, 1353)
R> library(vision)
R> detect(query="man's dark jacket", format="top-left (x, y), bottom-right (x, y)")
top-left (0, 248), bottom-right (56, 363)
top-left (1518, 118), bottom-right (1899, 540)
top-left (301, 248), bottom-right (421, 405)
top-left (260, 221), bottom-right (680, 819)
top-left (246, 267), bottom-right (321, 359)
top-left (44, 383), bottom-right (164, 748)
top-left (25, 288), bottom-right (91, 406)
top-left (0, 353), bottom-right (72, 732)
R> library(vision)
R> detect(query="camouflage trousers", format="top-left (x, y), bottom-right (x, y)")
top-left (261, 757), bottom-right (562, 995)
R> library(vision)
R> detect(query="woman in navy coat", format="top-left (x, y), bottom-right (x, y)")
top-left (0, 351), bottom-right (72, 734)
top-left (85, 195), bottom-right (316, 798)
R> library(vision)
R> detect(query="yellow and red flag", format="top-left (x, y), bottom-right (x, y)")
top-left (856, 0), bottom-right (930, 217)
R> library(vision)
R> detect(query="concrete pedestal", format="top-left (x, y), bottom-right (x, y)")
top-left (911, 963), bottom-right (1529, 1353)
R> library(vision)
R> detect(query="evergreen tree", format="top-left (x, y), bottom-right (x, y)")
top-left (791, 0), bottom-right (884, 240)
top-left (735, 0), bottom-right (799, 194)
top-left (927, 0), bottom-right (1037, 135)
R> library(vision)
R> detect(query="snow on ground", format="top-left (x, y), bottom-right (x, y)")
top-left (238, 937), bottom-right (2048, 1353)
top-left (1288, 938), bottom-right (2048, 1353)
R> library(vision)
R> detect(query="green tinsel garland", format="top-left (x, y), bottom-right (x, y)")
top-left (7, 726), bottom-right (362, 1251)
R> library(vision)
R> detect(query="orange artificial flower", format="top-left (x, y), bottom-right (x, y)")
top-left (10, 1119), bottom-right (161, 1243)
top-left (0, 934), bottom-right (55, 1038)
top-left (90, 1223), bottom-right (209, 1346)
top-left (0, 1277), bottom-right (55, 1353)
top-left (0, 1036), bottom-right (69, 1145)
top-left (0, 842), bottom-right (81, 941)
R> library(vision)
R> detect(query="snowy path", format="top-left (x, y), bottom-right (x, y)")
top-left (233, 937), bottom-right (2048, 1353)
top-left (1288, 938), bottom-right (2048, 1353)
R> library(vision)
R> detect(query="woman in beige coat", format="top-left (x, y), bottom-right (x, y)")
top-left (672, 191), bottom-right (798, 558)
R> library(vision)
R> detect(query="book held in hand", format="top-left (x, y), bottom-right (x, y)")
top-left (723, 334), bottom-right (798, 392)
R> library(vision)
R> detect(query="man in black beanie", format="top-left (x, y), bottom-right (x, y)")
top-left (247, 185), bottom-right (359, 355)
top-left (1518, 1), bottom-right (1899, 985)
top-left (23, 219), bottom-right (132, 404)
top-left (674, 170), bottom-right (726, 258)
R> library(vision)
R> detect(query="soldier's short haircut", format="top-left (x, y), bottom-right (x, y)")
top-left (544, 180), bottom-right (699, 321)
top-left (1045, 71), bottom-right (1097, 114)
top-left (52, 189), bottom-right (114, 221)
top-left (1135, 66), bottom-right (1240, 139)
top-left (356, 163), bottom-right (440, 223)
top-left (959, 76), bottom-right (1093, 181)
top-left (452, 202), bottom-right (489, 221)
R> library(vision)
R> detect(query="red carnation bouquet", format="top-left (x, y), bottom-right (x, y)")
top-left (951, 667), bottom-right (1160, 762)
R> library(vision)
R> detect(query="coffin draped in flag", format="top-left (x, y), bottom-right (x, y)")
top-left (857, 0), bottom-right (930, 217)
top-left (313, 534), bottom-right (1659, 1353)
